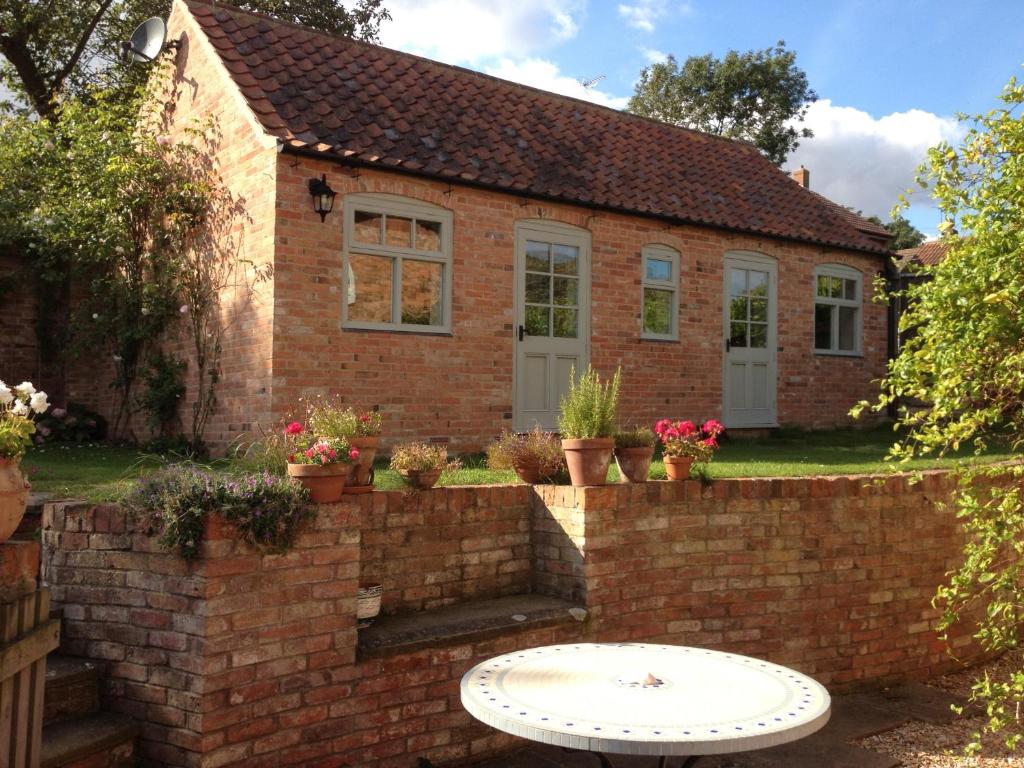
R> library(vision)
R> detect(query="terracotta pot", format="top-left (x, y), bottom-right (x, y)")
top-left (287, 462), bottom-right (347, 503)
top-left (614, 446), bottom-right (654, 483)
top-left (0, 458), bottom-right (29, 544)
top-left (561, 438), bottom-right (614, 487)
top-left (399, 468), bottom-right (442, 490)
top-left (512, 459), bottom-right (541, 485)
top-left (346, 436), bottom-right (379, 488)
top-left (664, 455), bottom-right (695, 481)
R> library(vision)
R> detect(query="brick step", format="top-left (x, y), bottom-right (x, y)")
top-left (44, 655), bottom-right (101, 724)
top-left (41, 712), bottom-right (137, 768)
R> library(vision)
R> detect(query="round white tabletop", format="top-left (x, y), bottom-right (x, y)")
top-left (460, 643), bottom-right (830, 757)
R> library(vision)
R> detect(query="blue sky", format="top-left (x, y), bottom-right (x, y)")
top-left (380, 0), bottom-right (1024, 238)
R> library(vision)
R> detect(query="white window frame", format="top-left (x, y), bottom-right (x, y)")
top-left (813, 263), bottom-right (862, 356)
top-left (640, 244), bottom-right (680, 341)
top-left (342, 193), bottom-right (454, 334)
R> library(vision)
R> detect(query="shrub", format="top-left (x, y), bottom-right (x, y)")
top-left (304, 397), bottom-right (382, 439)
top-left (486, 427), bottom-right (565, 480)
top-left (614, 426), bottom-right (656, 449)
top-left (389, 442), bottom-right (461, 473)
top-left (125, 465), bottom-right (312, 561)
top-left (33, 402), bottom-right (106, 445)
top-left (558, 366), bottom-right (621, 439)
top-left (138, 351), bottom-right (186, 435)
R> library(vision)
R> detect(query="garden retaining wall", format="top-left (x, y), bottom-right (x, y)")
top-left (41, 471), bottom-right (990, 767)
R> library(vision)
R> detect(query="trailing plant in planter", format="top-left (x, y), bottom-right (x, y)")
top-left (654, 418), bottom-right (725, 480)
top-left (614, 426), bottom-right (656, 483)
top-left (558, 366), bottom-right (621, 487)
top-left (389, 442), bottom-right (462, 491)
top-left (0, 381), bottom-right (49, 543)
top-left (486, 427), bottom-right (565, 484)
top-left (125, 465), bottom-right (312, 561)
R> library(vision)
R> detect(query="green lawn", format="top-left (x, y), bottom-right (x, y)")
top-left (21, 426), bottom-right (1018, 503)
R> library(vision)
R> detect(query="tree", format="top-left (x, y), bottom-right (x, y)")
top-left (0, 0), bottom-right (390, 118)
top-left (627, 41), bottom-right (816, 166)
top-left (866, 214), bottom-right (926, 251)
top-left (853, 74), bottom-right (1024, 753)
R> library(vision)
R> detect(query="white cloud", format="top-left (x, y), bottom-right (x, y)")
top-left (484, 58), bottom-right (630, 109)
top-left (640, 46), bottom-right (668, 64)
top-left (617, 0), bottom-right (666, 33)
top-left (380, 0), bottom-right (583, 66)
top-left (787, 99), bottom-right (964, 224)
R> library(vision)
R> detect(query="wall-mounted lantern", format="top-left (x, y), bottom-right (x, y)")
top-left (308, 174), bottom-right (336, 222)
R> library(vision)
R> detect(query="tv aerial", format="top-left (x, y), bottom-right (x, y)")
top-left (578, 74), bottom-right (606, 90)
top-left (121, 17), bottom-right (180, 63)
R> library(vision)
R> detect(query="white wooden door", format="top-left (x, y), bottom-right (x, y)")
top-left (514, 222), bottom-right (590, 431)
top-left (722, 253), bottom-right (777, 428)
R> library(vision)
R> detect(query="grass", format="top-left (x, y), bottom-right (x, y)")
top-left (21, 425), bottom-right (1018, 503)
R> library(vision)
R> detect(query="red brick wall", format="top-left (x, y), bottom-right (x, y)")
top-left (0, 253), bottom-right (42, 388)
top-left (43, 471), bottom-right (992, 767)
top-left (361, 486), bottom-right (533, 614)
top-left (270, 157), bottom-right (888, 452)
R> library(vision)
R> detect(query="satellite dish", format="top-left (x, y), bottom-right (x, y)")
top-left (121, 17), bottom-right (172, 63)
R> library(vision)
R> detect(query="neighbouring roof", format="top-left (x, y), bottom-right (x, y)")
top-left (896, 240), bottom-right (948, 268)
top-left (185, 0), bottom-right (890, 257)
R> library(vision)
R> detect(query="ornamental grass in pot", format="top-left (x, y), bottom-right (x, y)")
top-left (285, 422), bottom-right (359, 503)
top-left (558, 366), bottom-right (621, 487)
top-left (614, 426), bottom-right (656, 483)
top-left (389, 442), bottom-right (461, 490)
top-left (486, 427), bottom-right (565, 484)
top-left (654, 418), bottom-right (725, 480)
top-left (305, 398), bottom-right (382, 493)
top-left (0, 381), bottom-right (49, 543)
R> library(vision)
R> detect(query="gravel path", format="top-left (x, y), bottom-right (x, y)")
top-left (858, 650), bottom-right (1024, 767)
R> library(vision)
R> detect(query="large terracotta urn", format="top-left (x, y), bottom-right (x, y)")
top-left (345, 436), bottom-right (379, 491)
top-left (287, 463), bottom-right (347, 503)
top-left (0, 458), bottom-right (30, 543)
top-left (561, 438), bottom-right (614, 487)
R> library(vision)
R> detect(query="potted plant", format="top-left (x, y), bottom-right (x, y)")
top-left (0, 381), bottom-right (48, 543)
top-left (654, 418), bottom-right (725, 480)
top-left (486, 427), bottom-right (565, 484)
top-left (389, 442), bottom-right (461, 490)
top-left (306, 399), bottom-right (382, 494)
top-left (357, 583), bottom-right (383, 627)
top-left (558, 366), bottom-right (621, 487)
top-left (285, 422), bottom-right (358, 503)
top-left (614, 426), bottom-right (656, 483)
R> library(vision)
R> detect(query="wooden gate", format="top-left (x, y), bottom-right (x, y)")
top-left (0, 588), bottom-right (59, 768)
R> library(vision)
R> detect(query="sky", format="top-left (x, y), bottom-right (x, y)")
top-left (377, 0), bottom-right (1024, 239)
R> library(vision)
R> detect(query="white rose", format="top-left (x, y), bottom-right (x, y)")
top-left (14, 381), bottom-right (35, 397)
top-left (11, 400), bottom-right (29, 417)
top-left (29, 391), bottom-right (49, 414)
top-left (0, 382), bottom-right (12, 406)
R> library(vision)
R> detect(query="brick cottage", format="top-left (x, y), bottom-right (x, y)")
top-left (18, 0), bottom-right (895, 451)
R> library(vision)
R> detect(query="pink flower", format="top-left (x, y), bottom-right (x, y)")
top-left (285, 421), bottom-right (304, 436)
top-left (654, 419), bottom-right (671, 435)
top-left (703, 419), bottom-right (725, 437)
top-left (287, 453), bottom-right (295, 463)
top-left (702, 437), bottom-right (718, 448)
top-left (304, 448), bottom-right (314, 459)
top-left (349, 448), bottom-right (360, 461)
top-left (328, 449), bottom-right (337, 459)
top-left (52, 407), bottom-right (66, 418)
top-left (678, 421), bottom-right (696, 437)
top-left (360, 414), bottom-right (370, 422)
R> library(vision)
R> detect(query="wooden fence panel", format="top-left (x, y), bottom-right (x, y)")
top-left (0, 588), bottom-right (58, 768)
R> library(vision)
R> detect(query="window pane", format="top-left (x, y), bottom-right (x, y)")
top-left (844, 278), bottom-right (857, 300)
top-left (729, 296), bottom-right (748, 321)
top-left (830, 276), bottom-right (843, 298)
top-left (354, 211), bottom-right (382, 245)
top-left (729, 322), bottom-right (747, 348)
top-left (526, 241), bottom-right (550, 272)
top-left (814, 303), bottom-right (832, 349)
top-left (415, 220), bottom-right (441, 251)
top-left (750, 299), bottom-right (767, 322)
top-left (749, 323), bottom-right (767, 348)
top-left (643, 288), bottom-right (673, 335)
top-left (749, 271), bottom-right (768, 297)
top-left (348, 253), bottom-right (392, 323)
top-left (385, 215), bottom-right (412, 248)
top-left (553, 244), bottom-right (578, 275)
top-left (400, 259), bottom-right (443, 326)
top-left (525, 273), bottom-right (549, 303)
top-left (816, 275), bottom-right (830, 297)
top-left (553, 308), bottom-right (577, 338)
top-left (645, 258), bottom-right (672, 282)
top-left (838, 306), bottom-right (857, 351)
top-left (553, 276), bottom-right (578, 307)
top-left (730, 269), bottom-right (746, 297)
top-left (525, 305), bottom-right (549, 336)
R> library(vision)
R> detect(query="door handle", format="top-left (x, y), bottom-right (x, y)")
top-left (518, 325), bottom-right (525, 342)
top-left (725, 338), bottom-right (731, 352)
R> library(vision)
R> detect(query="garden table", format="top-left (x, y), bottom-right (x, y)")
top-left (460, 643), bottom-right (830, 767)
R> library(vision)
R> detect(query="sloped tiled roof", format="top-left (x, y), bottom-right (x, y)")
top-left (897, 240), bottom-right (948, 267)
top-left (185, 0), bottom-right (889, 256)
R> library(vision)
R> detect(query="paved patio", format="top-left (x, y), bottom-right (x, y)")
top-left (465, 682), bottom-right (964, 767)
